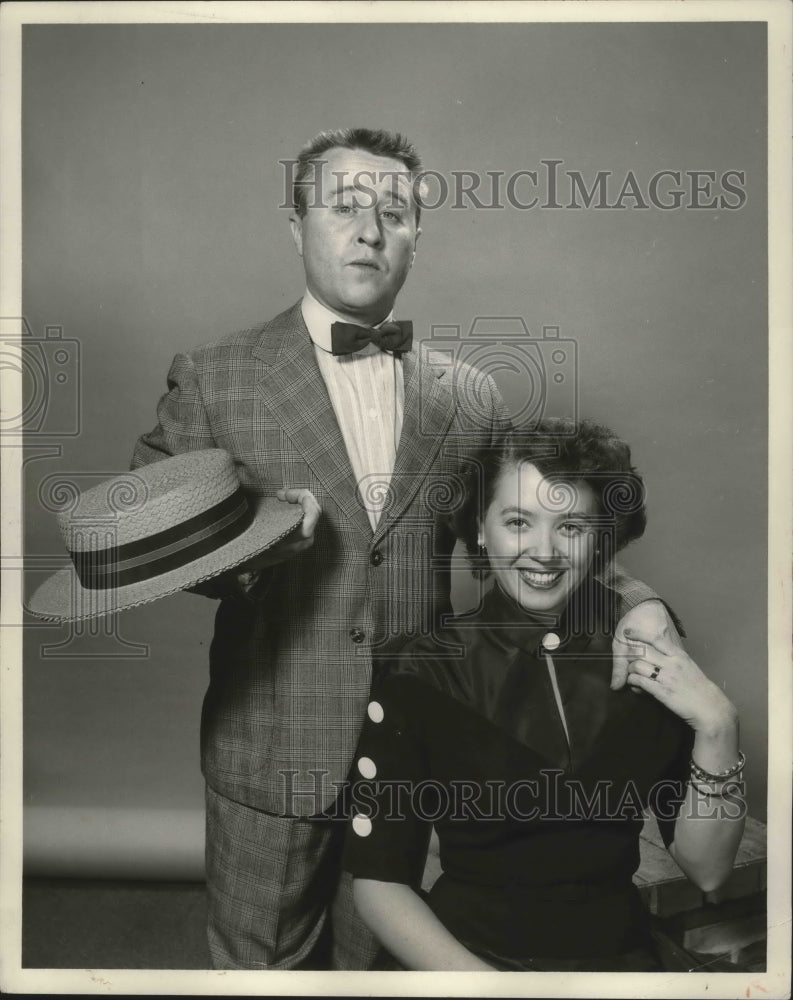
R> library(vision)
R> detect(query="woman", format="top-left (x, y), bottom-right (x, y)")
top-left (343, 419), bottom-right (745, 971)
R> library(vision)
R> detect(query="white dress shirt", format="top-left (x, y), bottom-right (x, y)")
top-left (301, 290), bottom-right (405, 531)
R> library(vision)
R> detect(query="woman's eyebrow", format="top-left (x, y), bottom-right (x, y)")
top-left (498, 506), bottom-right (598, 520)
top-left (501, 505), bottom-right (601, 524)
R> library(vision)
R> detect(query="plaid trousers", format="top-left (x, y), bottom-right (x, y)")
top-left (204, 784), bottom-right (382, 970)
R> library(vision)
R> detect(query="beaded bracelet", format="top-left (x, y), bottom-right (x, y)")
top-left (689, 750), bottom-right (745, 784)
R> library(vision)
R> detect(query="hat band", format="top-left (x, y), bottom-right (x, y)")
top-left (70, 488), bottom-right (255, 589)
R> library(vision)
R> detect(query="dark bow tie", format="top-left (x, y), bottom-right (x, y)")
top-left (330, 320), bottom-right (413, 357)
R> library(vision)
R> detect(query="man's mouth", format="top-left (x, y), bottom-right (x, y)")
top-left (348, 259), bottom-right (380, 270)
top-left (518, 568), bottom-right (565, 590)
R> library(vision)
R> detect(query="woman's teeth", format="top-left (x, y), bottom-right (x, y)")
top-left (519, 568), bottom-right (564, 589)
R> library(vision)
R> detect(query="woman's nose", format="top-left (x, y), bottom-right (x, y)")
top-left (523, 527), bottom-right (559, 560)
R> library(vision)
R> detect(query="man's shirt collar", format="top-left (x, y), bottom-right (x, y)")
top-left (301, 289), bottom-right (395, 355)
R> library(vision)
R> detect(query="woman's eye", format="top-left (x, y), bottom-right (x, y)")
top-left (506, 517), bottom-right (528, 529)
top-left (559, 521), bottom-right (584, 535)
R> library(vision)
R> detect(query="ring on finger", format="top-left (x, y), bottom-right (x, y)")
top-left (649, 665), bottom-right (661, 681)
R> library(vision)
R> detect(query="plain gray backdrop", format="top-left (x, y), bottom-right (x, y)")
top-left (21, 21), bottom-right (767, 876)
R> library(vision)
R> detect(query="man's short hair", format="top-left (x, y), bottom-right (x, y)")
top-left (292, 127), bottom-right (423, 222)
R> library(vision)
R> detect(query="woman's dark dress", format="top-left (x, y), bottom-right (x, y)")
top-left (342, 581), bottom-right (693, 971)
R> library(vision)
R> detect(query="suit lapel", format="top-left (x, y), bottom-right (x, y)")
top-left (252, 304), bottom-right (373, 542)
top-left (372, 350), bottom-right (456, 545)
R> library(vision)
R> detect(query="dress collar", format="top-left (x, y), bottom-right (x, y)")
top-left (481, 579), bottom-right (618, 656)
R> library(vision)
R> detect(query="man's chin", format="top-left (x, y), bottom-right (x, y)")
top-left (335, 297), bottom-right (394, 325)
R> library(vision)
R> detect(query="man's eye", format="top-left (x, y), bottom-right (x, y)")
top-left (381, 210), bottom-right (402, 221)
top-left (334, 204), bottom-right (354, 214)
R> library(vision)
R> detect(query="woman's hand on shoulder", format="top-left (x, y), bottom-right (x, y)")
top-left (611, 600), bottom-right (681, 691)
top-left (621, 627), bottom-right (738, 737)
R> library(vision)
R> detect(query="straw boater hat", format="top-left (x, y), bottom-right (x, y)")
top-left (28, 450), bottom-right (304, 622)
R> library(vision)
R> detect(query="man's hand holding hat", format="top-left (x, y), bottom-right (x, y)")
top-left (236, 488), bottom-right (322, 575)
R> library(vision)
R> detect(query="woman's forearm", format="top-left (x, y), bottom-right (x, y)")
top-left (621, 629), bottom-right (745, 894)
top-left (668, 720), bottom-right (745, 892)
top-left (352, 879), bottom-right (495, 971)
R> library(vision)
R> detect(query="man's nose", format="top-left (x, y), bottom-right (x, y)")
top-left (355, 209), bottom-right (383, 246)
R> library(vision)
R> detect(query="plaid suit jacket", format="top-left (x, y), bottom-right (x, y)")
top-left (132, 302), bottom-right (664, 815)
top-left (132, 302), bottom-right (512, 814)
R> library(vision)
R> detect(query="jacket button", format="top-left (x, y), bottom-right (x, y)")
top-left (349, 628), bottom-right (366, 644)
top-left (370, 549), bottom-right (383, 566)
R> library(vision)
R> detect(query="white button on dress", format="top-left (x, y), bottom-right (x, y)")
top-left (542, 632), bottom-right (561, 651)
top-left (352, 813), bottom-right (373, 838)
top-left (367, 701), bottom-right (384, 723)
top-left (357, 756), bottom-right (377, 779)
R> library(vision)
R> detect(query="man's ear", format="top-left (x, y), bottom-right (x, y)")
top-left (289, 215), bottom-right (304, 257)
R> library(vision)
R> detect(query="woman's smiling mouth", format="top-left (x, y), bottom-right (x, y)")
top-left (518, 568), bottom-right (566, 590)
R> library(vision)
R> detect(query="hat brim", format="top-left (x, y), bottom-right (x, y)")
top-left (27, 495), bottom-right (304, 623)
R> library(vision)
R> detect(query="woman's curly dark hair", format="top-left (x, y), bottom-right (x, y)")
top-left (450, 417), bottom-right (647, 578)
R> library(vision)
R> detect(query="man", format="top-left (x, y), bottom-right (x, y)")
top-left (132, 128), bottom-right (679, 970)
